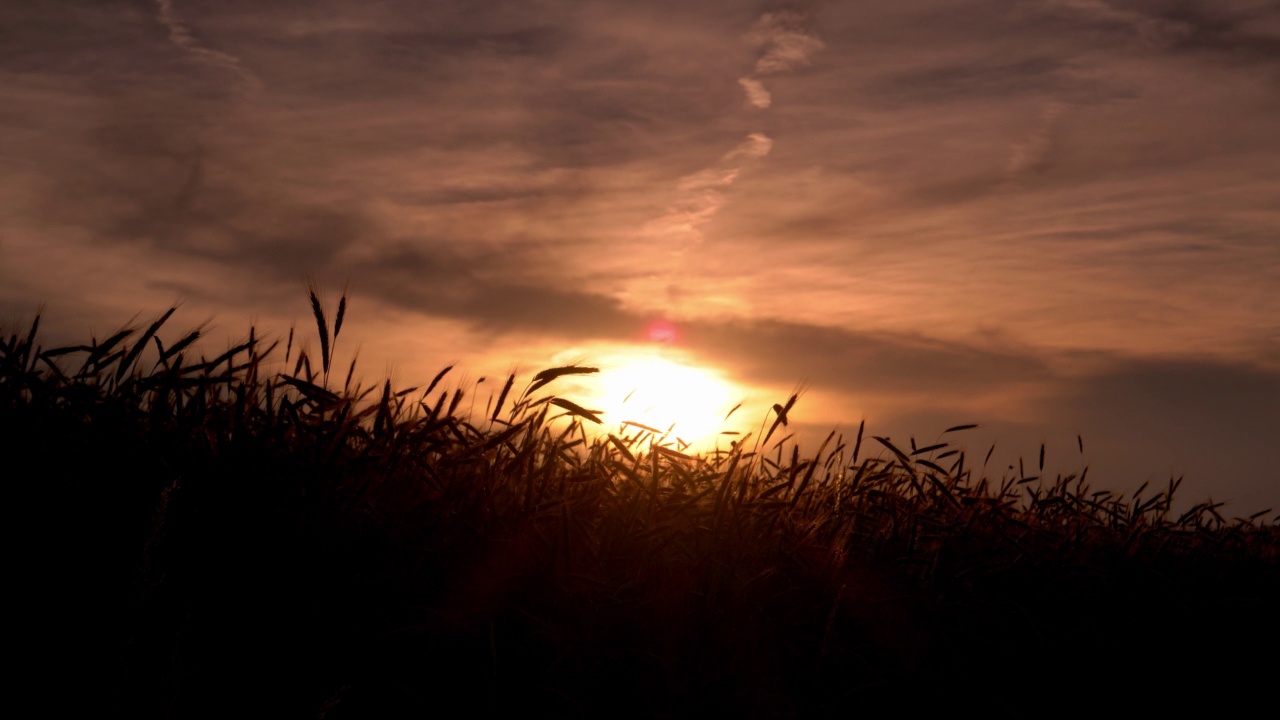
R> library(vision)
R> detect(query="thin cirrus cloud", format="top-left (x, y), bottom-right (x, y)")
top-left (0, 0), bottom-right (1277, 510)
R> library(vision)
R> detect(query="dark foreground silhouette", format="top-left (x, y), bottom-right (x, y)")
top-left (6, 300), bottom-right (1277, 718)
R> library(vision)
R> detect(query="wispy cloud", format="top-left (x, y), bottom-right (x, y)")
top-left (738, 77), bottom-right (772, 109)
top-left (1007, 100), bottom-right (1067, 175)
top-left (658, 10), bottom-right (821, 250)
top-left (747, 10), bottom-right (826, 75)
top-left (737, 10), bottom-right (824, 108)
top-left (1041, 0), bottom-right (1194, 45)
top-left (642, 133), bottom-right (773, 246)
top-left (154, 0), bottom-right (261, 93)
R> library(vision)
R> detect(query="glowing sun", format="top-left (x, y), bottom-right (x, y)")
top-left (592, 350), bottom-right (737, 448)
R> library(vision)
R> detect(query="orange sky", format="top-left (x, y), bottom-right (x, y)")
top-left (1, 1), bottom-right (1277, 510)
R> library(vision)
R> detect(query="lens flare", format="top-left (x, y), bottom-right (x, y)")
top-left (646, 319), bottom-right (678, 344)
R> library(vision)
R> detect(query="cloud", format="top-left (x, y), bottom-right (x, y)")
top-left (746, 11), bottom-right (825, 75)
top-left (680, 316), bottom-right (1280, 513)
top-left (865, 56), bottom-right (1125, 108)
top-left (1041, 0), bottom-right (1195, 45)
top-left (642, 133), bottom-right (773, 246)
top-left (1006, 100), bottom-right (1067, 175)
top-left (1043, 355), bottom-right (1280, 510)
top-left (1036, 0), bottom-right (1280, 65)
top-left (722, 132), bottom-right (773, 161)
top-left (679, 317), bottom-right (1052, 408)
top-left (735, 10), bottom-right (823, 109)
top-left (738, 77), bottom-right (772, 108)
top-left (153, 0), bottom-right (261, 94)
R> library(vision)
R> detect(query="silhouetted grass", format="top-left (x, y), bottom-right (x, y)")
top-left (4, 295), bottom-right (1277, 718)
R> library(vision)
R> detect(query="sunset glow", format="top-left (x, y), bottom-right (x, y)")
top-left (588, 350), bottom-right (739, 449)
top-left (2, 1), bottom-right (1277, 509)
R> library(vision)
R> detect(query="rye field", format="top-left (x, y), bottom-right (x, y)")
top-left (5, 294), bottom-right (1277, 718)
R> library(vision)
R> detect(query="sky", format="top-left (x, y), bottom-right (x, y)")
top-left (2, 0), bottom-right (1278, 512)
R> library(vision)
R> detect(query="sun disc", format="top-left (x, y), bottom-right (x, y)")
top-left (594, 353), bottom-right (735, 447)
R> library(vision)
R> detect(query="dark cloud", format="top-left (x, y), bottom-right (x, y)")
top-left (1142, 0), bottom-right (1280, 64)
top-left (322, 247), bottom-right (1055, 401)
top-left (4, 0), bottom-right (758, 271)
top-left (1046, 356), bottom-right (1280, 509)
top-left (867, 56), bottom-right (1126, 107)
top-left (1024, 216), bottom-right (1279, 246)
top-left (1059, 356), bottom-right (1280, 430)
top-left (332, 241), bottom-right (635, 339)
top-left (683, 318), bottom-right (1052, 395)
top-left (0, 2), bottom-right (166, 75)
top-left (784, 353), bottom-right (1280, 514)
top-left (39, 124), bottom-right (363, 278)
